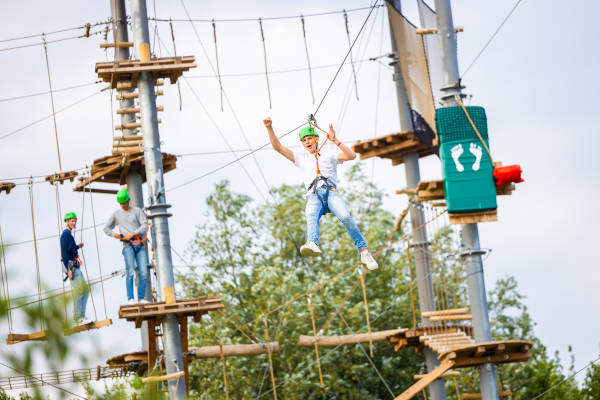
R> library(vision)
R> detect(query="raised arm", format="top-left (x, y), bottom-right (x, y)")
top-left (326, 124), bottom-right (356, 162)
top-left (263, 117), bottom-right (294, 163)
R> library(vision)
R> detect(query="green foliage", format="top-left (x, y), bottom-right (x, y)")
top-left (181, 166), bottom-right (422, 399)
top-left (581, 359), bottom-right (600, 400)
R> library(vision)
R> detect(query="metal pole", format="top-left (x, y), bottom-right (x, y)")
top-left (433, 0), bottom-right (499, 398)
top-left (388, 2), bottom-right (445, 399)
top-left (129, 0), bottom-right (186, 398)
top-left (109, 0), bottom-right (153, 354)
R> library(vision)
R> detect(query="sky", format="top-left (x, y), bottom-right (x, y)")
top-left (0, 0), bottom-right (599, 397)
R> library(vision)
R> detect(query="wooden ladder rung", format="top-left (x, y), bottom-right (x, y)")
top-left (429, 314), bottom-right (472, 322)
top-left (141, 371), bottom-right (184, 384)
top-left (116, 106), bottom-right (164, 115)
top-left (422, 308), bottom-right (470, 318)
top-left (100, 42), bottom-right (134, 48)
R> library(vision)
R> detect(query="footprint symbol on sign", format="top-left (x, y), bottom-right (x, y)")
top-left (470, 143), bottom-right (483, 171)
top-left (451, 144), bottom-right (464, 172)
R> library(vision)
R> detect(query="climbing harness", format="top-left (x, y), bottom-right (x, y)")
top-left (304, 114), bottom-right (337, 213)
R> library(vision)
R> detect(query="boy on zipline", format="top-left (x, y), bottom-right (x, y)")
top-left (103, 189), bottom-right (151, 304)
top-left (263, 117), bottom-right (378, 270)
top-left (60, 212), bottom-right (91, 325)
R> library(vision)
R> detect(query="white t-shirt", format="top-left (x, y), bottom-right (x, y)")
top-left (293, 144), bottom-right (343, 192)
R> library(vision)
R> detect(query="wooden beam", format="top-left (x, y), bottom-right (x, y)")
top-left (461, 389), bottom-right (512, 399)
top-left (414, 371), bottom-right (459, 380)
top-left (422, 308), bottom-right (470, 318)
top-left (141, 371), bottom-right (185, 384)
top-left (100, 42), bottom-right (134, 48)
top-left (116, 106), bottom-right (163, 115)
top-left (193, 342), bottom-right (280, 359)
top-left (394, 359), bottom-right (455, 400)
top-left (298, 329), bottom-right (405, 347)
top-left (429, 314), bottom-right (472, 322)
top-left (0, 182), bottom-right (16, 195)
top-left (73, 187), bottom-right (118, 195)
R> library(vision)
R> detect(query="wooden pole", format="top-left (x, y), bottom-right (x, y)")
top-left (298, 329), bottom-right (405, 347)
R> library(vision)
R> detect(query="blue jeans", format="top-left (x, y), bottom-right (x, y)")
top-left (122, 243), bottom-right (149, 301)
top-left (306, 185), bottom-right (367, 252)
top-left (64, 266), bottom-right (89, 321)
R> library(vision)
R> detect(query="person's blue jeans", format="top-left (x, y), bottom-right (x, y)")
top-left (122, 243), bottom-right (149, 301)
top-left (64, 266), bottom-right (89, 321)
top-left (306, 185), bottom-right (367, 252)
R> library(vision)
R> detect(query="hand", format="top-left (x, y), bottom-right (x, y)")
top-left (78, 242), bottom-right (84, 248)
top-left (68, 270), bottom-right (73, 280)
top-left (123, 233), bottom-right (135, 241)
top-left (113, 233), bottom-right (121, 240)
top-left (327, 124), bottom-right (337, 143)
top-left (263, 117), bottom-right (272, 128)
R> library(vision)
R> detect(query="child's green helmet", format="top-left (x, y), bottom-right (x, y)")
top-left (116, 189), bottom-right (130, 204)
top-left (299, 126), bottom-right (317, 140)
top-left (64, 212), bottom-right (77, 221)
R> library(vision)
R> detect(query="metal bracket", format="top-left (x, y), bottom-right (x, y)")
top-left (459, 248), bottom-right (488, 258)
top-left (409, 241), bottom-right (431, 248)
top-left (145, 203), bottom-right (173, 219)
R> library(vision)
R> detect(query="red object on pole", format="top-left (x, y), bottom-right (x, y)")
top-left (493, 165), bottom-right (524, 186)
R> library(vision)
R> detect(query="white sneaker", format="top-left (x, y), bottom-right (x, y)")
top-left (360, 251), bottom-right (379, 270)
top-left (128, 299), bottom-right (136, 305)
top-left (300, 242), bottom-right (322, 257)
top-left (139, 299), bottom-right (151, 304)
top-left (80, 318), bottom-right (94, 325)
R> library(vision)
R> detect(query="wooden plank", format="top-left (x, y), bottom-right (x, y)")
top-left (422, 308), bottom-right (470, 318)
top-left (429, 314), bottom-right (472, 322)
top-left (64, 319), bottom-right (112, 335)
top-left (147, 319), bottom-right (157, 374)
top-left (449, 210), bottom-right (497, 225)
top-left (6, 330), bottom-right (47, 344)
top-left (298, 329), bottom-right (405, 347)
top-left (358, 139), bottom-right (421, 160)
top-left (394, 359), bottom-right (455, 400)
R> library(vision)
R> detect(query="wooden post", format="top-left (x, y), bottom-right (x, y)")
top-left (358, 267), bottom-right (374, 357)
top-left (307, 295), bottom-right (324, 388)
top-left (147, 319), bottom-right (157, 374)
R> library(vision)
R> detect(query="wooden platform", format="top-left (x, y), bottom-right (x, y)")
top-left (73, 151), bottom-right (176, 193)
top-left (387, 325), bottom-right (473, 352)
top-left (448, 209), bottom-right (497, 225)
top-left (396, 180), bottom-right (516, 202)
top-left (45, 171), bottom-right (79, 185)
top-left (0, 182), bottom-right (16, 195)
top-left (393, 338), bottom-right (532, 400)
top-left (352, 132), bottom-right (434, 166)
top-left (119, 297), bottom-right (224, 328)
top-left (95, 56), bottom-right (196, 89)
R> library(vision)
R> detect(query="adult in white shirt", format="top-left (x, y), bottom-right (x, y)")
top-left (263, 117), bottom-right (378, 270)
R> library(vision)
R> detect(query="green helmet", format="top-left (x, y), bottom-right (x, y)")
top-left (299, 125), bottom-right (317, 140)
top-left (64, 212), bottom-right (77, 221)
top-left (116, 189), bottom-right (130, 204)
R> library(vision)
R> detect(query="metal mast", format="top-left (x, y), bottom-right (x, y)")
top-left (109, 0), bottom-right (154, 353)
top-left (388, 1), bottom-right (446, 399)
top-left (128, 0), bottom-right (186, 397)
top-left (433, 0), bottom-right (499, 398)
